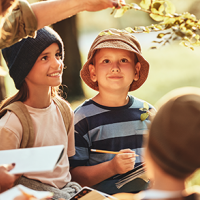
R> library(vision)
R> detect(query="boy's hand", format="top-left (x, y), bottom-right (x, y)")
top-left (110, 149), bottom-right (136, 174)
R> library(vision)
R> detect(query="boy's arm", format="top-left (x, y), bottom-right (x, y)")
top-left (70, 149), bottom-right (136, 187)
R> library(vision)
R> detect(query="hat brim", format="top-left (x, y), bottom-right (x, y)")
top-left (80, 40), bottom-right (149, 91)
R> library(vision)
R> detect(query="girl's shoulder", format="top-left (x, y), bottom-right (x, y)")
top-left (0, 110), bottom-right (23, 136)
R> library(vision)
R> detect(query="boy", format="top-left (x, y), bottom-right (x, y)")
top-left (69, 28), bottom-right (155, 194)
top-left (113, 87), bottom-right (200, 200)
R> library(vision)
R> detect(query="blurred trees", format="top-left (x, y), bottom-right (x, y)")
top-left (53, 16), bottom-right (84, 102)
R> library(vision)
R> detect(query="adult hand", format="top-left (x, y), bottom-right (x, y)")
top-left (110, 149), bottom-right (136, 174)
top-left (0, 163), bottom-right (17, 193)
top-left (84, 0), bottom-right (126, 12)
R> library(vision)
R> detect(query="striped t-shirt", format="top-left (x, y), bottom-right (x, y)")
top-left (69, 95), bottom-right (153, 193)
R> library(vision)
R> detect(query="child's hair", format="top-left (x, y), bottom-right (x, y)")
top-left (80, 28), bottom-right (149, 92)
top-left (1, 26), bottom-right (64, 109)
top-left (146, 87), bottom-right (200, 179)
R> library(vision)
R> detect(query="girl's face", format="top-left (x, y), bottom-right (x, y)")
top-left (25, 43), bottom-right (63, 89)
top-left (89, 48), bottom-right (141, 93)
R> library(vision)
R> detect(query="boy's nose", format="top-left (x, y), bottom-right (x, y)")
top-left (111, 63), bottom-right (120, 72)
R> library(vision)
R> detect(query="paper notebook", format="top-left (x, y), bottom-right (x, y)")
top-left (114, 163), bottom-right (148, 189)
top-left (0, 184), bottom-right (53, 200)
top-left (69, 186), bottom-right (116, 200)
top-left (0, 145), bottom-right (64, 174)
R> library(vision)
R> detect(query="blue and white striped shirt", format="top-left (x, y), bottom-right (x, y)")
top-left (70, 95), bottom-right (153, 168)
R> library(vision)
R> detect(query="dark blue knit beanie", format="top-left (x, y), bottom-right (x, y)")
top-left (2, 26), bottom-right (64, 89)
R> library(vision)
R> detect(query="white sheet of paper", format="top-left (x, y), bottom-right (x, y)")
top-left (0, 145), bottom-right (64, 174)
top-left (0, 184), bottom-right (53, 200)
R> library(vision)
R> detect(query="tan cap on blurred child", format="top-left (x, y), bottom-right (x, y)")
top-left (147, 87), bottom-right (200, 179)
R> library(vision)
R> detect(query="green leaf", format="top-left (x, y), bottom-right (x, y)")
top-left (140, 113), bottom-right (149, 121)
top-left (165, 0), bottom-right (176, 14)
top-left (140, 0), bottom-right (151, 10)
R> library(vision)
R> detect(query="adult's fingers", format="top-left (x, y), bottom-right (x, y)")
top-left (112, 0), bottom-right (126, 8)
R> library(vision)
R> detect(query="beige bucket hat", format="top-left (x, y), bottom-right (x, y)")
top-left (80, 28), bottom-right (149, 91)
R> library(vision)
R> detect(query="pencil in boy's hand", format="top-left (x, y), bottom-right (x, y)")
top-left (91, 149), bottom-right (139, 156)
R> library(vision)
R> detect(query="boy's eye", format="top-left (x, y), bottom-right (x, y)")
top-left (121, 58), bottom-right (128, 63)
top-left (103, 59), bottom-right (110, 64)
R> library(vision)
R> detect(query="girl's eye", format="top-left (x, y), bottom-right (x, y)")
top-left (103, 59), bottom-right (110, 64)
top-left (121, 58), bottom-right (128, 63)
top-left (41, 56), bottom-right (48, 61)
top-left (56, 52), bottom-right (62, 59)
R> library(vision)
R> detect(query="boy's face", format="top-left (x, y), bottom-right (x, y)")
top-left (25, 43), bottom-right (63, 89)
top-left (89, 48), bottom-right (141, 93)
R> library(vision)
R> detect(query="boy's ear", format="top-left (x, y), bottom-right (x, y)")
top-left (133, 62), bottom-right (141, 81)
top-left (88, 64), bottom-right (97, 82)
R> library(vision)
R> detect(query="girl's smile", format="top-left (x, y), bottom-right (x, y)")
top-left (25, 43), bottom-right (63, 88)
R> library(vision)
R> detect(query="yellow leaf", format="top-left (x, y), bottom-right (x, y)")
top-left (151, 2), bottom-right (165, 14)
top-left (165, 0), bottom-right (176, 14)
top-left (157, 33), bottom-right (165, 38)
top-left (145, 27), bottom-right (150, 33)
top-left (143, 102), bottom-right (149, 110)
top-left (140, 113), bottom-right (149, 121)
top-left (190, 46), bottom-right (194, 50)
top-left (150, 13), bottom-right (165, 21)
top-left (130, 3), bottom-right (141, 10)
top-left (140, 0), bottom-right (151, 10)
top-left (195, 34), bottom-right (200, 40)
top-left (114, 7), bottom-right (127, 18)
top-left (99, 32), bottom-right (106, 36)
top-left (125, 27), bottom-right (135, 33)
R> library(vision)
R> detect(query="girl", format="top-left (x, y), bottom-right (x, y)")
top-left (0, 26), bottom-right (81, 200)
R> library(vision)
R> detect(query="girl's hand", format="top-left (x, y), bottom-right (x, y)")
top-left (0, 163), bottom-right (18, 193)
top-left (109, 149), bottom-right (136, 174)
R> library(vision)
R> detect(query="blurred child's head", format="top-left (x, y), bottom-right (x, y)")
top-left (81, 28), bottom-right (149, 92)
top-left (145, 87), bottom-right (200, 180)
top-left (2, 26), bottom-right (64, 91)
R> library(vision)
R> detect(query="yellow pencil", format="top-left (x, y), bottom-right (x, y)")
top-left (91, 149), bottom-right (139, 156)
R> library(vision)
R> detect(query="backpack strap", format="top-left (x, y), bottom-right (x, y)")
top-left (0, 102), bottom-right (35, 148)
top-left (0, 97), bottom-right (71, 149)
top-left (53, 96), bottom-right (72, 133)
